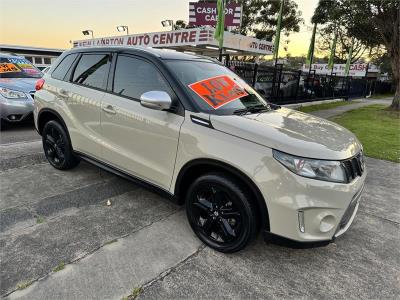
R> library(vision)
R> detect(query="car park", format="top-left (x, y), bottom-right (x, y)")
top-left (0, 53), bottom-right (42, 123)
top-left (34, 47), bottom-right (366, 253)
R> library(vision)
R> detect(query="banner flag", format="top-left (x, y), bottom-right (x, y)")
top-left (306, 23), bottom-right (317, 67)
top-left (328, 31), bottom-right (337, 70)
top-left (214, 0), bottom-right (225, 49)
top-left (273, 0), bottom-right (284, 62)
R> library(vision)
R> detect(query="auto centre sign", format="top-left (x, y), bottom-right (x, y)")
top-left (73, 28), bottom-right (274, 55)
top-left (302, 63), bottom-right (379, 77)
top-left (74, 29), bottom-right (199, 48)
top-left (189, 2), bottom-right (242, 27)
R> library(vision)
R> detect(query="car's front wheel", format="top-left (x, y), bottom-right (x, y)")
top-left (42, 120), bottom-right (80, 170)
top-left (185, 173), bottom-right (258, 253)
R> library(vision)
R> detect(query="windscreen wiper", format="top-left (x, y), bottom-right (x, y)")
top-left (233, 104), bottom-right (272, 115)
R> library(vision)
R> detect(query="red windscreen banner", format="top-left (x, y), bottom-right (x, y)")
top-left (189, 2), bottom-right (242, 27)
top-left (188, 75), bottom-right (248, 109)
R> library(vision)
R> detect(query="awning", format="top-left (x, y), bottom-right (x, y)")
top-left (73, 28), bottom-right (274, 57)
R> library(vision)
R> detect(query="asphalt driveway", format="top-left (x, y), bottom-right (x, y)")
top-left (1, 120), bottom-right (399, 299)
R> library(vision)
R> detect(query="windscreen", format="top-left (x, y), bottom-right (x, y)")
top-left (166, 60), bottom-right (268, 115)
top-left (0, 56), bottom-right (42, 78)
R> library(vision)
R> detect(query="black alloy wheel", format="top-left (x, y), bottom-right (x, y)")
top-left (186, 173), bottom-right (258, 253)
top-left (42, 120), bottom-right (79, 170)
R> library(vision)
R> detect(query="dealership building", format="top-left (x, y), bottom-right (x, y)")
top-left (0, 44), bottom-right (64, 70)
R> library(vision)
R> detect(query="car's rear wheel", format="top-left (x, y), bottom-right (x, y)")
top-left (185, 173), bottom-right (258, 253)
top-left (42, 120), bottom-right (79, 170)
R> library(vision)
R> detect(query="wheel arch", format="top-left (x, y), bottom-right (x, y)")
top-left (37, 108), bottom-right (74, 151)
top-left (175, 158), bottom-right (270, 231)
top-left (37, 108), bottom-right (69, 137)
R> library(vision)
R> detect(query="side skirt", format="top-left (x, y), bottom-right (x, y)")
top-left (75, 151), bottom-right (178, 204)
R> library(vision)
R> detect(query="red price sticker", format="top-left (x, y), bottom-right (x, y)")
top-left (0, 63), bottom-right (19, 73)
top-left (188, 75), bottom-right (248, 109)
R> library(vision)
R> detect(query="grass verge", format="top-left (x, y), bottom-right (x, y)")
top-left (330, 104), bottom-right (400, 162)
top-left (298, 100), bottom-right (356, 113)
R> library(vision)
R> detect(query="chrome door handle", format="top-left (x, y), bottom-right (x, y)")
top-left (58, 89), bottom-right (69, 98)
top-left (102, 105), bottom-right (116, 115)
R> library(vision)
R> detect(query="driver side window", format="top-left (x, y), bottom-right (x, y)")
top-left (113, 55), bottom-right (172, 100)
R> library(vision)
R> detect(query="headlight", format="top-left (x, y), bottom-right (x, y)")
top-left (273, 149), bottom-right (347, 183)
top-left (0, 87), bottom-right (27, 99)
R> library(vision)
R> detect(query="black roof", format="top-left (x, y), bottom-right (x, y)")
top-left (66, 46), bottom-right (218, 63)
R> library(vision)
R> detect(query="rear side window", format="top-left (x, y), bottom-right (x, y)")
top-left (52, 53), bottom-right (78, 81)
top-left (113, 55), bottom-right (172, 100)
top-left (72, 54), bottom-right (110, 89)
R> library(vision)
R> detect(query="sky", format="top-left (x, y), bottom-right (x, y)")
top-left (0, 0), bottom-right (319, 57)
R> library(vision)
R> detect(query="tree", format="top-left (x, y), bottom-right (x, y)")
top-left (316, 25), bottom-right (373, 63)
top-left (373, 52), bottom-right (394, 80)
top-left (312, 0), bottom-right (400, 110)
top-left (236, 0), bottom-right (303, 41)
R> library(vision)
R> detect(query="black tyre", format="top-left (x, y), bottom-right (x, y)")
top-left (185, 173), bottom-right (258, 253)
top-left (42, 120), bottom-right (80, 170)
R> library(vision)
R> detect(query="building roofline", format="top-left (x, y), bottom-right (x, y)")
top-left (0, 44), bottom-right (65, 53)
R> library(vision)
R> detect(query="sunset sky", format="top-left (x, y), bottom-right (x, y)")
top-left (0, 0), bottom-right (319, 57)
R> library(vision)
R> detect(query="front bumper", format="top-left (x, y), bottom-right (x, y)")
top-left (264, 183), bottom-right (364, 247)
top-left (334, 183), bottom-right (364, 237)
top-left (260, 159), bottom-right (366, 243)
top-left (0, 96), bottom-right (34, 122)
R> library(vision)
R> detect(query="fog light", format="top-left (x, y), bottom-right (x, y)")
top-left (10, 115), bottom-right (16, 120)
top-left (320, 215), bottom-right (336, 233)
top-left (298, 211), bottom-right (305, 233)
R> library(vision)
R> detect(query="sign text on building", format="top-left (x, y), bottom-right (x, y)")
top-left (189, 2), bottom-right (241, 27)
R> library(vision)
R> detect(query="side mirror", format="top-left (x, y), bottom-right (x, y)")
top-left (140, 91), bottom-right (172, 111)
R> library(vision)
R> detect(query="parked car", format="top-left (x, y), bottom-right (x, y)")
top-left (34, 47), bottom-right (366, 253)
top-left (255, 73), bottom-right (299, 98)
top-left (0, 53), bottom-right (43, 122)
top-left (41, 66), bottom-right (50, 74)
top-left (254, 74), bottom-right (273, 96)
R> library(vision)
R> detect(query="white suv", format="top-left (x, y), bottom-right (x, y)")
top-left (34, 47), bottom-right (366, 252)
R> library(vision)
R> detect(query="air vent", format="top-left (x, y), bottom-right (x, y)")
top-left (190, 115), bottom-right (213, 128)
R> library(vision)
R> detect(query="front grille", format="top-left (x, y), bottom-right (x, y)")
top-left (341, 152), bottom-right (365, 183)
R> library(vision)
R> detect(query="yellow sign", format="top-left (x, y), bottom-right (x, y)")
top-left (0, 63), bottom-right (19, 73)
top-left (18, 63), bottom-right (34, 69)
